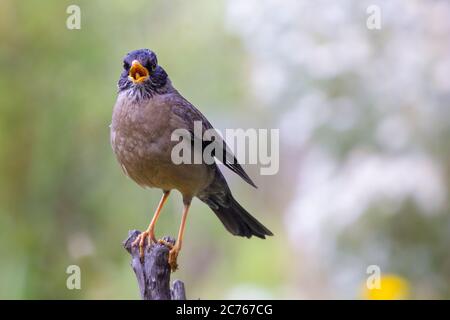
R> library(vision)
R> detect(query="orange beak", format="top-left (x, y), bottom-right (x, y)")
top-left (128, 60), bottom-right (149, 83)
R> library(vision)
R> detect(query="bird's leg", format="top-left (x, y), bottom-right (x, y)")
top-left (168, 200), bottom-right (191, 272)
top-left (132, 190), bottom-right (171, 258)
top-left (146, 191), bottom-right (171, 243)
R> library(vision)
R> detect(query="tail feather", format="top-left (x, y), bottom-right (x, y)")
top-left (205, 195), bottom-right (273, 239)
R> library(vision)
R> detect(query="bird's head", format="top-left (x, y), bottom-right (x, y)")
top-left (118, 49), bottom-right (169, 99)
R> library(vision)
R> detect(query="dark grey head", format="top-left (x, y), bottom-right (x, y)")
top-left (118, 49), bottom-right (170, 100)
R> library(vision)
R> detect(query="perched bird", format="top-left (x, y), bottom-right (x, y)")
top-left (111, 49), bottom-right (273, 271)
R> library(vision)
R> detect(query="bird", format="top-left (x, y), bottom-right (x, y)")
top-left (110, 49), bottom-right (273, 271)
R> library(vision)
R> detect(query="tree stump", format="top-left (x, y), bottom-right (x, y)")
top-left (123, 230), bottom-right (186, 300)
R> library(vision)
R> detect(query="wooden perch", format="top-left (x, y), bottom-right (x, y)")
top-left (123, 230), bottom-right (186, 300)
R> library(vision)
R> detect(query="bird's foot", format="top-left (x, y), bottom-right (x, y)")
top-left (157, 238), bottom-right (174, 249)
top-left (157, 239), bottom-right (178, 271)
top-left (132, 229), bottom-right (157, 258)
top-left (168, 246), bottom-right (180, 272)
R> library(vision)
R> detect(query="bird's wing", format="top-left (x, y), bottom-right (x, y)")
top-left (170, 94), bottom-right (257, 188)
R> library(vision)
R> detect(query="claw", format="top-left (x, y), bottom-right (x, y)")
top-left (157, 238), bottom-right (174, 249)
top-left (157, 239), bottom-right (178, 271)
top-left (132, 230), bottom-right (155, 258)
top-left (133, 235), bottom-right (179, 271)
top-left (168, 247), bottom-right (179, 272)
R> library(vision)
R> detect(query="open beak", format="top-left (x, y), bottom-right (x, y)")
top-left (128, 60), bottom-right (149, 83)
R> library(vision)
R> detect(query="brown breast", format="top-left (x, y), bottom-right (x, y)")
top-left (110, 93), bottom-right (214, 197)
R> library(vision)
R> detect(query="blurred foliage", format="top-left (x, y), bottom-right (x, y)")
top-left (0, 0), bottom-right (282, 299)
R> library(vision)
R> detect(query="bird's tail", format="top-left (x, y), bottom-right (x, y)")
top-left (204, 195), bottom-right (273, 239)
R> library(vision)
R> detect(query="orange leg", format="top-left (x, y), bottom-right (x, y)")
top-left (168, 200), bottom-right (191, 272)
top-left (132, 190), bottom-right (171, 257)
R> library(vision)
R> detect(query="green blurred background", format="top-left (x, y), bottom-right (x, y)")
top-left (0, 0), bottom-right (449, 299)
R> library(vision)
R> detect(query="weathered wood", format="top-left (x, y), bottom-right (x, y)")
top-left (123, 230), bottom-right (187, 300)
top-left (171, 280), bottom-right (187, 300)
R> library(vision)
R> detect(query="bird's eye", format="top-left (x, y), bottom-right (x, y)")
top-left (123, 61), bottom-right (130, 70)
top-left (146, 62), bottom-right (156, 71)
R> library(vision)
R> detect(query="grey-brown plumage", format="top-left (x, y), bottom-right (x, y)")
top-left (111, 49), bottom-right (272, 270)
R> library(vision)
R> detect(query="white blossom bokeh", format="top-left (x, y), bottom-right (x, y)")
top-left (226, 0), bottom-right (450, 298)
